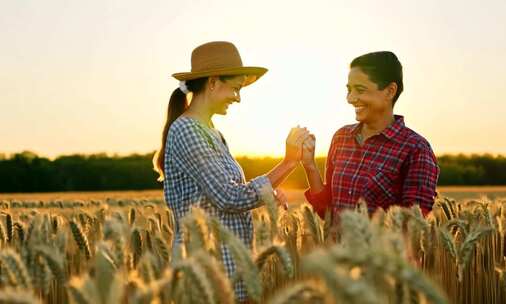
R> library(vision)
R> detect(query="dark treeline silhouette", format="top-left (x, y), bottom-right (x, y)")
top-left (0, 152), bottom-right (159, 193)
top-left (1, 151), bottom-right (505, 193)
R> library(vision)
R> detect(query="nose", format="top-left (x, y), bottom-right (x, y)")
top-left (347, 93), bottom-right (358, 104)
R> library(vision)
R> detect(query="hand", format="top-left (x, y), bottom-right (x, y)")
top-left (273, 188), bottom-right (288, 211)
top-left (301, 134), bottom-right (316, 168)
top-left (284, 126), bottom-right (311, 164)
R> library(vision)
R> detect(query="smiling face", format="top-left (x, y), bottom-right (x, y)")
top-left (346, 67), bottom-right (396, 124)
top-left (208, 75), bottom-right (246, 115)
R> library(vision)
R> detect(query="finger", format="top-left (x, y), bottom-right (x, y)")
top-left (294, 130), bottom-right (310, 142)
top-left (302, 133), bottom-right (313, 141)
top-left (288, 127), bottom-right (304, 142)
top-left (304, 134), bottom-right (315, 144)
top-left (303, 139), bottom-right (314, 149)
top-left (303, 144), bottom-right (314, 153)
top-left (302, 147), bottom-right (314, 156)
top-left (297, 133), bottom-right (313, 145)
top-left (302, 139), bottom-right (314, 148)
top-left (294, 136), bottom-right (307, 147)
top-left (306, 137), bottom-right (316, 147)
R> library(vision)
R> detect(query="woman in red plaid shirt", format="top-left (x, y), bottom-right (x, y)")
top-left (302, 51), bottom-right (439, 219)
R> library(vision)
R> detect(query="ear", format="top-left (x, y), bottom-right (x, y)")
top-left (207, 76), bottom-right (218, 91)
top-left (385, 82), bottom-right (398, 103)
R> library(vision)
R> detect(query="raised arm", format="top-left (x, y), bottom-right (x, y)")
top-left (172, 122), bottom-right (310, 213)
top-left (303, 134), bottom-right (336, 218)
top-left (301, 134), bottom-right (324, 193)
top-left (172, 123), bottom-right (271, 213)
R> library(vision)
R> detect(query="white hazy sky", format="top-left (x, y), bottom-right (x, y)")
top-left (1, 0), bottom-right (506, 158)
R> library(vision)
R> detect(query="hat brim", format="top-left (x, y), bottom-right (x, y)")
top-left (172, 66), bottom-right (267, 87)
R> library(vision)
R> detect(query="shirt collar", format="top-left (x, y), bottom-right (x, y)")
top-left (382, 115), bottom-right (405, 140)
top-left (349, 115), bottom-right (405, 141)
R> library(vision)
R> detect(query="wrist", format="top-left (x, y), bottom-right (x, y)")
top-left (281, 158), bottom-right (298, 169)
top-left (302, 161), bottom-right (318, 171)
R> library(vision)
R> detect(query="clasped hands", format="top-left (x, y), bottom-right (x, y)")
top-left (285, 126), bottom-right (316, 169)
top-left (273, 127), bottom-right (316, 210)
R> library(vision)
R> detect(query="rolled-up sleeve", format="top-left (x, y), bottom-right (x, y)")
top-left (171, 122), bottom-right (272, 213)
top-left (402, 141), bottom-right (439, 215)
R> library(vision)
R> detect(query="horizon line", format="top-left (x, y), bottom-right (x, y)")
top-left (2, 150), bottom-right (506, 160)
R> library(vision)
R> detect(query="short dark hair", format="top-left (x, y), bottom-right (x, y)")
top-left (350, 51), bottom-right (403, 105)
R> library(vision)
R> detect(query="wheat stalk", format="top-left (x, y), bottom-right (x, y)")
top-left (302, 248), bottom-right (378, 304)
top-left (69, 220), bottom-right (91, 259)
top-left (172, 258), bottom-right (217, 304)
top-left (0, 248), bottom-right (32, 289)
top-left (265, 280), bottom-right (326, 304)
top-left (0, 287), bottom-right (40, 304)
top-left (255, 244), bottom-right (294, 279)
top-left (302, 205), bottom-right (324, 245)
top-left (35, 245), bottom-right (66, 284)
top-left (131, 228), bottom-right (143, 267)
top-left (212, 216), bottom-right (263, 302)
top-left (193, 250), bottom-right (235, 304)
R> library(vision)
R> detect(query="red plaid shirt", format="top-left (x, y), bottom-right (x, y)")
top-left (305, 115), bottom-right (439, 218)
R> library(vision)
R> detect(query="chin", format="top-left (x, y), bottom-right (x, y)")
top-left (355, 114), bottom-right (365, 122)
top-left (355, 111), bottom-right (371, 123)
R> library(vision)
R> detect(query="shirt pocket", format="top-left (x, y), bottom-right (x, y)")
top-left (362, 166), bottom-right (399, 208)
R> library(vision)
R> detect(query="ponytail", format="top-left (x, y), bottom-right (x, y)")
top-left (153, 76), bottom-right (235, 181)
top-left (153, 88), bottom-right (188, 181)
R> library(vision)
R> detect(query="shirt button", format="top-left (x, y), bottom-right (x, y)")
top-left (348, 190), bottom-right (352, 195)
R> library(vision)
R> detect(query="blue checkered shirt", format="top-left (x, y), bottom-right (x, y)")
top-left (163, 116), bottom-right (272, 301)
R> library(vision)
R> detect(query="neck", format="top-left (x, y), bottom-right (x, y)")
top-left (362, 112), bottom-right (395, 138)
top-left (184, 93), bottom-right (214, 127)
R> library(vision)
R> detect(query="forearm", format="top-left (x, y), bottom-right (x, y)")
top-left (266, 159), bottom-right (299, 188)
top-left (303, 163), bottom-right (324, 194)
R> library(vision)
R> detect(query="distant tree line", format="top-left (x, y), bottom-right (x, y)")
top-left (0, 152), bottom-right (159, 193)
top-left (0, 151), bottom-right (505, 193)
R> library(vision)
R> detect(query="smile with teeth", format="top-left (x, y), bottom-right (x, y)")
top-left (354, 106), bottom-right (366, 114)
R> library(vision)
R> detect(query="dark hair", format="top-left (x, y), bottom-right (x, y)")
top-left (153, 75), bottom-right (238, 181)
top-left (350, 51), bottom-right (403, 105)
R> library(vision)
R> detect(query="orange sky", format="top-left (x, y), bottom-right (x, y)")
top-left (1, 0), bottom-right (506, 158)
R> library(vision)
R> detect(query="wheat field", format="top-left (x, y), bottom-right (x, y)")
top-left (0, 189), bottom-right (505, 303)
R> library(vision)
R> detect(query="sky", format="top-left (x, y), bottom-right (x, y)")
top-left (1, 0), bottom-right (506, 158)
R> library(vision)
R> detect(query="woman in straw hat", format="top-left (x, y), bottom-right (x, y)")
top-left (153, 41), bottom-right (311, 302)
top-left (301, 51), bottom-right (439, 224)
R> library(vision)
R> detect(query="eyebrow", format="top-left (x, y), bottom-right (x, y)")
top-left (346, 84), bottom-right (368, 90)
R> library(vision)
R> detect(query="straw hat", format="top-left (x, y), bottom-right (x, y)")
top-left (172, 41), bottom-right (268, 87)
